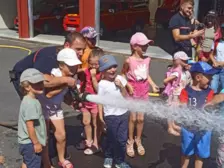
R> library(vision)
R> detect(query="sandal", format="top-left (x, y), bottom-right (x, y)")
top-left (135, 137), bottom-right (145, 156)
top-left (58, 160), bottom-right (73, 168)
top-left (84, 145), bottom-right (101, 155)
top-left (126, 139), bottom-right (135, 157)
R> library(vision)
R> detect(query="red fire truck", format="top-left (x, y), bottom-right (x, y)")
top-left (154, 0), bottom-right (180, 28)
top-left (63, 0), bottom-right (150, 36)
top-left (14, 1), bottom-right (78, 34)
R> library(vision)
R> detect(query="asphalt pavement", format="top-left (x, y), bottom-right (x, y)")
top-left (0, 38), bottom-right (219, 168)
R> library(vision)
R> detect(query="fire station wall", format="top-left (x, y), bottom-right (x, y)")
top-left (0, 0), bottom-right (17, 29)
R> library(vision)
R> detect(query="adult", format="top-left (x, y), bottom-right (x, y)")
top-left (10, 32), bottom-right (86, 168)
top-left (11, 32), bottom-right (86, 99)
top-left (169, 0), bottom-right (204, 58)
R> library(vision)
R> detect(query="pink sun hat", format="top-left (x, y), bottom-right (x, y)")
top-left (174, 51), bottom-right (190, 61)
top-left (130, 32), bottom-right (154, 46)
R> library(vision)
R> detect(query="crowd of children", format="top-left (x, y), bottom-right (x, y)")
top-left (15, 18), bottom-right (224, 168)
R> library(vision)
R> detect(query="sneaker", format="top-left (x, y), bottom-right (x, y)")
top-left (103, 158), bottom-right (113, 168)
top-left (115, 162), bottom-right (131, 168)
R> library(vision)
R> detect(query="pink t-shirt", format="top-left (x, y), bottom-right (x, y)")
top-left (126, 56), bottom-right (150, 100)
top-left (81, 69), bottom-right (101, 108)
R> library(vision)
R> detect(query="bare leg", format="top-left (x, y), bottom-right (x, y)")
top-left (195, 156), bottom-right (203, 168)
top-left (83, 111), bottom-right (92, 147)
top-left (51, 119), bottom-right (66, 165)
top-left (135, 112), bottom-right (145, 156)
top-left (168, 121), bottom-right (181, 136)
top-left (42, 120), bottom-right (54, 168)
top-left (136, 112), bottom-right (144, 140)
top-left (126, 112), bottom-right (136, 157)
top-left (92, 113), bottom-right (99, 149)
top-left (128, 112), bottom-right (136, 141)
top-left (181, 155), bottom-right (190, 168)
top-left (0, 156), bottom-right (4, 165)
top-left (21, 162), bottom-right (27, 168)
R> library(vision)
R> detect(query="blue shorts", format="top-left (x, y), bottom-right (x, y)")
top-left (181, 127), bottom-right (211, 158)
top-left (19, 143), bottom-right (42, 168)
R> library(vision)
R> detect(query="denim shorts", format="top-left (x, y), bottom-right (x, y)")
top-left (19, 143), bottom-right (42, 168)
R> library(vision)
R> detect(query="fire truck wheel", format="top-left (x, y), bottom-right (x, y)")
top-left (132, 20), bottom-right (144, 33)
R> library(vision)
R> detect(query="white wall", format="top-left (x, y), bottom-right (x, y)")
top-left (0, 0), bottom-right (17, 29)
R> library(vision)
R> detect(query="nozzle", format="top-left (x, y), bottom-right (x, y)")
top-left (69, 87), bottom-right (90, 103)
top-left (80, 92), bottom-right (90, 102)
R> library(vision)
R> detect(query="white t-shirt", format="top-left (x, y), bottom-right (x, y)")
top-left (212, 40), bottom-right (224, 62)
top-left (172, 70), bottom-right (191, 96)
top-left (98, 75), bottom-right (128, 117)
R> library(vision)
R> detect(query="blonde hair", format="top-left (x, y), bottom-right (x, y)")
top-left (88, 47), bottom-right (104, 62)
top-left (20, 81), bottom-right (30, 95)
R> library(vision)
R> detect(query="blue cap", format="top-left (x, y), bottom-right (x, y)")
top-left (221, 23), bottom-right (224, 28)
top-left (190, 61), bottom-right (220, 75)
top-left (99, 55), bottom-right (118, 72)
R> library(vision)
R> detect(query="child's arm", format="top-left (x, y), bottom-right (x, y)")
top-left (163, 75), bottom-right (177, 85)
top-left (26, 120), bottom-right (42, 153)
top-left (115, 79), bottom-right (127, 97)
top-left (98, 82), bottom-right (106, 125)
top-left (121, 59), bottom-right (134, 95)
top-left (121, 58), bottom-right (129, 78)
top-left (45, 85), bottom-right (67, 98)
top-left (98, 104), bottom-right (105, 124)
top-left (90, 69), bottom-right (99, 93)
top-left (148, 75), bottom-right (159, 93)
top-left (209, 48), bottom-right (219, 67)
top-left (205, 91), bottom-right (224, 107)
top-left (43, 74), bottom-right (76, 88)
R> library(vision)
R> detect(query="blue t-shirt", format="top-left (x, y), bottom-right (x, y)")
top-left (180, 86), bottom-right (214, 109)
top-left (169, 12), bottom-right (192, 52)
top-left (13, 46), bottom-right (58, 75)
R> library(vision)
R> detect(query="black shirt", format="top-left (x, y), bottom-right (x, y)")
top-left (169, 12), bottom-right (192, 53)
top-left (13, 46), bottom-right (58, 75)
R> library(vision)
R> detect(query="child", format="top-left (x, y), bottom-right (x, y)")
top-left (18, 68), bottom-right (47, 168)
top-left (198, 11), bottom-right (220, 62)
top-left (38, 48), bottom-right (81, 168)
top-left (179, 61), bottom-right (219, 168)
top-left (210, 23), bottom-right (224, 94)
top-left (163, 51), bottom-right (191, 136)
top-left (98, 55), bottom-right (130, 168)
top-left (79, 26), bottom-right (99, 72)
top-left (204, 89), bottom-right (224, 168)
top-left (163, 51), bottom-right (191, 105)
top-left (122, 32), bottom-right (159, 157)
top-left (79, 48), bottom-right (104, 155)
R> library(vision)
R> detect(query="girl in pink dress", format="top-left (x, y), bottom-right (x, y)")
top-left (80, 48), bottom-right (104, 155)
top-left (122, 33), bottom-right (159, 157)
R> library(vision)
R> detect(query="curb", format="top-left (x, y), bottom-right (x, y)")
top-left (0, 36), bottom-right (172, 62)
